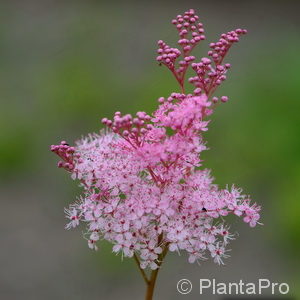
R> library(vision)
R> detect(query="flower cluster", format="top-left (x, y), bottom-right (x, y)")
top-left (157, 9), bottom-right (206, 92)
top-left (51, 9), bottom-right (260, 269)
top-left (189, 28), bottom-right (247, 98)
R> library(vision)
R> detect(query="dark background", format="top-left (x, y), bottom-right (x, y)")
top-left (1, 1), bottom-right (299, 299)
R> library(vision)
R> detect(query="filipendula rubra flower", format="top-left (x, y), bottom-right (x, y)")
top-left (51, 9), bottom-right (261, 300)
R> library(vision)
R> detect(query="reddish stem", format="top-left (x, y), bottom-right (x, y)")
top-left (144, 245), bottom-right (169, 300)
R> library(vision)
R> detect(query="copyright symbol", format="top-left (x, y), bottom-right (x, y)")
top-left (177, 279), bottom-right (192, 295)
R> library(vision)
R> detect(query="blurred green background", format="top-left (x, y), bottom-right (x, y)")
top-left (1, 1), bottom-right (299, 299)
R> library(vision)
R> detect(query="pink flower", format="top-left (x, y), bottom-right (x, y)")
top-left (209, 243), bottom-right (229, 265)
top-left (51, 8), bottom-right (260, 270)
top-left (64, 208), bottom-right (80, 229)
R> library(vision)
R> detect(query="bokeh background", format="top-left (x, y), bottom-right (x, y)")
top-left (1, 0), bottom-right (299, 299)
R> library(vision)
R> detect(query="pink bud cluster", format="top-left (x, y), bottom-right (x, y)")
top-left (157, 9), bottom-right (247, 104)
top-left (189, 58), bottom-right (231, 97)
top-left (51, 9), bottom-right (260, 270)
top-left (156, 40), bottom-right (181, 69)
top-left (157, 9), bottom-right (206, 92)
top-left (102, 111), bottom-right (152, 147)
top-left (172, 8), bottom-right (205, 54)
top-left (208, 29), bottom-right (247, 64)
top-left (50, 141), bottom-right (78, 171)
top-left (188, 29), bottom-right (247, 97)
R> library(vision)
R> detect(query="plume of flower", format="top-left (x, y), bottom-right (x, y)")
top-left (51, 8), bottom-right (260, 299)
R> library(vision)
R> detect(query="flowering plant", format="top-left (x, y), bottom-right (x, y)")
top-left (51, 9), bottom-right (261, 300)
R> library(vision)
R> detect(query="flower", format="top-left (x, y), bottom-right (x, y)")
top-left (51, 8), bottom-right (261, 269)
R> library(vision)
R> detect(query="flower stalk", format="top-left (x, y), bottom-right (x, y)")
top-left (145, 246), bottom-right (168, 300)
top-left (51, 8), bottom-right (261, 300)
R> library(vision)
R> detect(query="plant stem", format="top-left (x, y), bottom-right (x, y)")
top-left (145, 269), bottom-right (159, 300)
top-left (134, 253), bottom-right (150, 285)
top-left (144, 245), bottom-right (169, 300)
top-left (134, 234), bottom-right (169, 300)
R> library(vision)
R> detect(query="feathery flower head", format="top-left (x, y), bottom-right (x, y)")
top-left (51, 9), bottom-right (260, 269)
